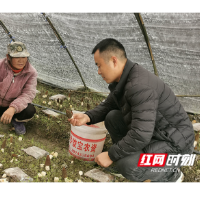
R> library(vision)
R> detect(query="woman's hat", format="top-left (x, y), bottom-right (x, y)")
top-left (7, 41), bottom-right (30, 57)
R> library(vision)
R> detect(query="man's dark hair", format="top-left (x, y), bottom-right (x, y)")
top-left (92, 38), bottom-right (127, 60)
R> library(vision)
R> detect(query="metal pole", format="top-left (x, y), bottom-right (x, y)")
top-left (32, 103), bottom-right (66, 115)
top-left (0, 20), bottom-right (15, 42)
top-left (134, 13), bottom-right (159, 76)
top-left (41, 13), bottom-right (87, 89)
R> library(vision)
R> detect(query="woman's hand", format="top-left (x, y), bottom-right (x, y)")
top-left (68, 113), bottom-right (90, 126)
top-left (0, 107), bottom-right (16, 124)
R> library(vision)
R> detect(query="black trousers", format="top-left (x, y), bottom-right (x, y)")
top-left (0, 103), bottom-right (36, 122)
top-left (104, 110), bottom-right (193, 182)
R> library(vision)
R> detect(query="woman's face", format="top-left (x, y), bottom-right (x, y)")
top-left (7, 55), bottom-right (28, 70)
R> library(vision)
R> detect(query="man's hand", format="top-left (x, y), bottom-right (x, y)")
top-left (0, 107), bottom-right (16, 124)
top-left (95, 152), bottom-right (113, 168)
top-left (68, 113), bottom-right (90, 126)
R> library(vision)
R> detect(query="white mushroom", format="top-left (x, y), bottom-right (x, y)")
top-left (54, 177), bottom-right (59, 182)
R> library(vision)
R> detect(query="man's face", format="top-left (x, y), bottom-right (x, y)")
top-left (94, 50), bottom-right (119, 84)
top-left (7, 55), bottom-right (27, 70)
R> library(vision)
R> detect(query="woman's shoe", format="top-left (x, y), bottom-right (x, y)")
top-left (11, 119), bottom-right (26, 135)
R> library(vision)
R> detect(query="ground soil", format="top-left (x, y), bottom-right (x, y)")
top-left (0, 81), bottom-right (129, 182)
top-left (0, 81), bottom-right (199, 182)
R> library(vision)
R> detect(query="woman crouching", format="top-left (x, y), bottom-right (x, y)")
top-left (0, 41), bottom-right (37, 135)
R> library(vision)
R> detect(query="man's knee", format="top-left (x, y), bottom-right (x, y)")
top-left (105, 110), bottom-right (122, 128)
top-left (105, 110), bottom-right (121, 121)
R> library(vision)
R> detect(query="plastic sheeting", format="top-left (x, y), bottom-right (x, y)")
top-left (142, 13), bottom-right (200, 114)
top-left (0, 13), bottom-right (200, 113)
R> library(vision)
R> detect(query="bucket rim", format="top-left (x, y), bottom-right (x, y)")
top-left (70, 130), bottom-right (106, 143)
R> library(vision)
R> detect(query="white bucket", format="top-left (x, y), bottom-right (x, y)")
top-left (68, 111), bottom-right (107, 162)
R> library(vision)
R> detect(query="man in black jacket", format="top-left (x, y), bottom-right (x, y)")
top-left (69, 38), bottom-right (194, 182)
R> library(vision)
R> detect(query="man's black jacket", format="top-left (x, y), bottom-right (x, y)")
top-left (85, 59), bottom-right (194, 162)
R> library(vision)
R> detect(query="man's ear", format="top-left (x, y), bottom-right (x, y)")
top-left (111, 56), bottom-right (118, 67)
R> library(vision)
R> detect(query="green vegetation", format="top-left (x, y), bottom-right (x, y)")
top-left (0, 81), bottom-right (199, 182)
top-left (0, 81), bottom-right (128, 182)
